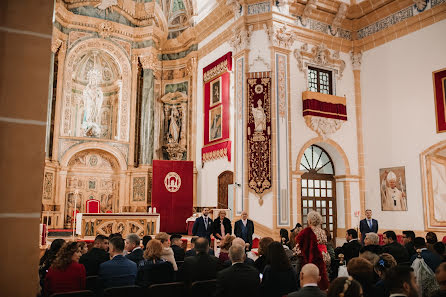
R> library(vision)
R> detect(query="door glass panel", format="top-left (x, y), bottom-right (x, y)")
top-left (321, 180), bottom-right (326, 188)
top-left (302, 188), bottom-right (307, 196)
top-left (327, 189), bottom-right (332, 197)
top-left (308, 180), bottom-right (314, 188)
top-left (315, 180), bottom-right (320, 188)
top-left (315, 189), bottom-right (320, 196)
top-left (302, 179), bottom-right (307, 187)
top-left (322, 208), bottom-right (326, 215)
top-left (303, 200), bottom-right (307, 207)
top-left (321, 200), bottom-right (326, 207)
top-left (308, 200), bottom-right (313, 207)
top-left (309, 189), bottom-right (314, 197)
top-left (327, 181), bottom-right (332, 188)
top-left (321, 189), bottom-right (326, 197)
top-left (316, 200), bottom-right (321, 207)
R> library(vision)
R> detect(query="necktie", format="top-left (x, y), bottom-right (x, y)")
top-left (368, 220), bottom-right (372, 229)
top-left (204, 217), bottom-right (208, 230)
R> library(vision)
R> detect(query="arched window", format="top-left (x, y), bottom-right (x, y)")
top-left (300, 145), bottom-right (337, 238)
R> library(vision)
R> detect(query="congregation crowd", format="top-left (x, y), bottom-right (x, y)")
top-left (38, 209), bottom-right (446, 297)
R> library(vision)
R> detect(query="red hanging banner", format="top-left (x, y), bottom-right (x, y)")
top-left (433, 68), bottom-right (446, 133)
top-left (152, 160), bottom-right (193, 233)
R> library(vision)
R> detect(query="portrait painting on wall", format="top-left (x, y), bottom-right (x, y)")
top-left (433, 68), bottom-right (446, 133)
top-left (209, 105), bottom-right (222, 142)
top-left (379, 166), bottom-right (407, 211)
top-left (210, 77), bottom-right (222, 107)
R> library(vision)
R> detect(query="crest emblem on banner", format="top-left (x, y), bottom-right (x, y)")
top-left (164, 172), bottom-right (181, 193)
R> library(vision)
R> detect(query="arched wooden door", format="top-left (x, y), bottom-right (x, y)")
top-left (218, 171), bottom-right (233, 209)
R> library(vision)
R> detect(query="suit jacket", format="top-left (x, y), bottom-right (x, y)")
top-left (382, 242), bottom-right (410, 264)
top-left (215, 262), bottom-right (260, 297)
top-left (405, 242), bottom-right (417, 259)
top-left (125, 248), bottom-right (144, 264)
top-left (288, 285), bottom-right (327, 297)
top-left (98, 255), bottom-right (137, 289)
top-left (223, 257), bottom-right (255, 268)
top-left (185, 248), bottom-right (215, 257)
top-left (360, 244), bottom-right (383, 255)
top-left (135, 259), bottom-right (174, 287)
top-left (260, 265), bottom-right (298, 297)
top-left (79, 247), bottom-right (110, 276)
top-left (359, 218), bottom-right (378, 242)
top-left (341, 239), bottom-right (362, 263)
top-left (410, 249), bottom-right (442, 272)
top-left (178, 253), bottom-right (223, 283)
top-left (234, 219), bottom-right (254, 247)
top-left (171, 244), bottom-right (185, 262)
top-left (213, 217), bottom-right (232, 239)
top-left (192, 216), bottom-right (213, 241)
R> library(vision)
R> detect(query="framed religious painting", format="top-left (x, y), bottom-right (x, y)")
top-left (379, 166), bottom-right (407, 211)
top-left (209, 105), bottom-right (222, 142)
top-left (433, 68), bottom-right (446, 133)
top-left (210, 76), bottom-right (222, 107)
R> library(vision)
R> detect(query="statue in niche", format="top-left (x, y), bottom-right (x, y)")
top-left (251, 99), bottom-right (266, 132)
top-left (163, 103), bottom-right (187, 160)
top-left (168, 106), bottom-right (180, 144)
top-left (82, 68), bottom-right (104, 137)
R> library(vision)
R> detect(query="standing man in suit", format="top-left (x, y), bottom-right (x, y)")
top-left (192, 208), bottom-right (213, 244)
top-left (234, 211), bottom-right (254, 250)
top-left (288, 264), bottom-right (326, 297)
top-left (99, 237), bottom-right (137, 289)
top-left (124, 233), bottom-right (144, 264)
top-left (215, 244), bottom-right (260, 297)
top-left (213, 210), bottom-right (232, 240)
top-left (359, 209), bottom-right (378, 244)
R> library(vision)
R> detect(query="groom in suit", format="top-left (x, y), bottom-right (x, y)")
top-left (192, 208), bottom-right (213, 244)
top-left (359, 209), bottom-right (378, 244)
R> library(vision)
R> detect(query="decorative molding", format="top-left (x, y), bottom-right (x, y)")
top-left (350, 51), bottom-right (362, 71)
top-left (301, 0), bottom-right (317, 26)
top-left (229, 25), bottom-right (253, 54)
top-left (249, 50), bottom-right (270, 72)
top-left (226, 0), bottom-right (243, 18)
top-left (96, 0), bottom-right (117, 11)
top-left (140, 53), bottom-right (159, 69)
top-left (264, 24), bottom-right (295, 49)
top-left (330, 3), bottom-right (348, 36)
top-left (413, 0), bottom-right (428, 12)
top-left (247, 1), bottom-right (271, 15)
top-left (304, 116), bottom-right (343, 139)
top-left (98, 21), bottom-right (114, 38)
top-left (51, 38), bottom-right (63, 53)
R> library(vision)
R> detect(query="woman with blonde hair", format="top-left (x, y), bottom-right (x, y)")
top-left (294, 210), bottom-right (330, 290)
top-left (154, 232), bottom-right (178, 271)
top-left (136, 239), bottom-right (174, 287)
top-left (219, 235), bottom-right (235, 263)
top-left (44, 241), bottom-right (86, 296)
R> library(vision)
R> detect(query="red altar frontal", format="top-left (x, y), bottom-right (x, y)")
top-left (152, 160), bottom-right (193, 233)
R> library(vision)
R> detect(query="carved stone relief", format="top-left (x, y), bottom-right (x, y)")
top-left (330, 3), bottom-right (348, 35)
top-left (132, 177), bottom-right (146, 202)
top-left (305, 116), bottom-right (343, 139)
top-left (229, 25), bottom-right (252, 53)
top-left (42, 172), bottom-right (54, 200)
top-left (264, 24), bottom-right (295, 49)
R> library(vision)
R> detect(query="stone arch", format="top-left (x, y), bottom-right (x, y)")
top-left (61, 38), bottom-right (131, 141)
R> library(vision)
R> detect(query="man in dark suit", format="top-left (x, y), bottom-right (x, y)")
top-left (382, 230), bottom-right (410, 264)
top-left (178, 238), bottom-right (223, 284)
top-left (213, 210), bottom-right (232, 240)
top-left (170, 234), bottom-right (185, 262)
top-left (185, 237), bottom-right (215, 257)
top-left (359, 209), bottom-right (378, 244)
top-left (222, 238), bottom-right (255, 268)
top-left (79, 235), bottom-right (110, 276)
top-left (403, 230), bottom-right (417, 258)
top-left (99, 237), bottom-right (137, 289)
top-left (288, 263), bottom-right (326, 297)
top-left (410, 237), bottom-right (442, 272)
top-left (340, 229), bottom-right (362, 263)
top-left (215, 245), bottom-right (260, 297)
top-left (234, 211), bottom-right (254, 250)
top-left (192, 208), bottom-right (213, 244)
top-left (124, 233), bottom-right (143, 264)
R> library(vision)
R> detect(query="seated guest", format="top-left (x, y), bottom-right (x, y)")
top-left (125, 233), bottom-right (143, 264)
top-left (382, 230), bottom-right (410, 264)
top-left (384, 266), bottom-right (419, 297)
top-left (78, 242), bottom-right (88, 255)
top-left (185, 236), bottom-right (215, 257)
top-left (374, 253), bottom-right (397, 297)
top-left (427, 232), bottom-right (439, 253)
top-left (44, 241), bottom-right (86, 296)
top-left (108, 233), bottom-right (122, 240)
top-left (98, 237), bottom-right (137, 289)
top-left (170, 234), bottom-right (185, 262)
top-left (260, 241), bottom-right (298, 297)
top-left (360, 233), bottom-right (382, 255)
top-left (288, 263), bottom-right (326, 297)
top-left (403, 231), bottom-right (417, 259)
top-left (411, 237), bottom-right (442, 273)
top-left (39, 239), bottom-right (65, 289)
top-left (327, 277), bottom-right (362, 297)
top-left (179, 238), bottom-right (223, 283)
top-left (79, 235), bottom-right (110, 276)
top-left (436, 262), bottom-right (446, 292)
top-left (218, 235), bottom-right (235, 264)
top-left (359, 251), bottom-right (379, 268)
top-left (136, 239), bottom-right (174, 287)
top-left (155, 232), bottom-right (178, 271)
top-left (254, 237), bottom-right (274, 273)
top-left (347, 257), bottom-right (378, 297)
top-left (433, 242), bottom-right (446, 261)
top-left (215, 245), bottom-right (260, 297)
top-left (223, 237), bottom-right (255, 267)
top-left (340, 229), bottom-right (362, 263)
top-left (142, 235), bottom-right (152, 251)
top-left (213, 210), bottom-right (232, 240)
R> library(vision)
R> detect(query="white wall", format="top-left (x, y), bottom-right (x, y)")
top-left (362, 19), bottom-right (446, 231)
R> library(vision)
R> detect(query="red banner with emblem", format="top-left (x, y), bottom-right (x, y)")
top-left (152, 160), bottom-right (193, 233)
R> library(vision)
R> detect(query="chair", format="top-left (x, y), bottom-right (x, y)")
top-left (148, 282), bottom-right (185, 297)
top-left (103, 285), bottom-right (145, 297)
top-left (190, 279), bottom-right (217, 297)
top-left (85, 275), bottom-right (98, 293)
top-left (176, 260), bottom-right (184, 269)
top-left (50, 290), bottom-right (95, 297)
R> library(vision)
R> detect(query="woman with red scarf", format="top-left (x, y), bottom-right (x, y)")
top-left (294, 211), bottom-right (330, 290)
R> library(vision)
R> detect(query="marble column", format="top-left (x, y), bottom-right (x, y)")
top-left (139, 66), bottom-right (155, 165)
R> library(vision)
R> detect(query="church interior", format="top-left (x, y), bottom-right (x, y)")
top-left (2, 0), bottom-right (446, 295)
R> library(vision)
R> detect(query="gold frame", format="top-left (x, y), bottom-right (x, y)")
top-left (209, 76), bottom-right (222, 108)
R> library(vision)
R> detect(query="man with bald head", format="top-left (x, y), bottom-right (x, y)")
top-left (234, 211), bottom-right (254, 250)
top-left (288, 264), bottom-right (326, 297)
